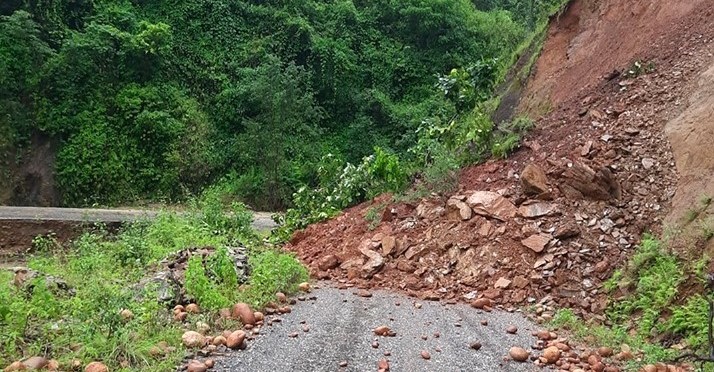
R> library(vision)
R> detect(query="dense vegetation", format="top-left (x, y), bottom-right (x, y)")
top-left (0, 201), bottom-right (307, 370)
top-left (1, 0), bottom-right (564, 209)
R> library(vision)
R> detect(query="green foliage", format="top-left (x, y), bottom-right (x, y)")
top-left (0, 0), bottom-right (552, 208)
top-left (243, 249), bottom-right (309, 308)
top-left (607, 236), bottom-right (683, 335)
top-left (365, 203), bottom-right (387, 231)
top-left (185, 255), bottom-right (230, 310)
top-left (272, 148), bottom-right (409, 242)
top-left (0, 201), bottom-right (305, 369)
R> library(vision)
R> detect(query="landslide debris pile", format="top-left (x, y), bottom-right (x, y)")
top-left (286, 5), bottom-right (714, 320)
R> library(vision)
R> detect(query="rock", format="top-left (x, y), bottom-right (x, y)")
top-left (357, 289), bottom-right (372, 298)
top-left (174, 312), bottom-right (188, 322)
top-left (276, 292), bottom-right (288, 303)
top-left (470, 298), bottom-right (492, 309)
top-left (447, 199), bottom-right (473, 221)
top-left (466, 191), bottom-right (518, 221)
top-left (226, 330), bottom-right (246, 349)
top-left (84, 362), bottom-right (108, 372)
top-left (119, 309), bottom-right (134, 321)
top-left (420, 350), bottom-right (431, 360)
top-left (536, 330), bottom-right (551, 340)
top-left (212, 336), bottom-right (227, 346)
top-left (46, 360), bottom-right (59, 371)
top-left (381, 236), bottom-right (397, 257)
top-left (374, 326), bottom-right (395, 336)
top-left (494, 277), bottom-right (512, 289)
top-left (317, 255), bottom-right (340, 271)
top-left (187, 360), bottom-right (207, 372)
top-left (182, 331), bottom-right (205, 348)
top-left (71, 359), bottom-right (82, 370)
top-left (195, 321), bottom-right (210, 335)
top-left (21, 357), bottom-right (48, 370)
top-left (559, 161), bottom-right (621, 201)
top-left (377, 359), bottom-right (390, 371)
top-left (340, 257), bottom-right (365, 270)
top-left (509, 347), bottom-right (529, 362)
top-left (253, 311), bottom-right (265, 323)
top-left (506, 326), bottom-right (518, 334)
top-left (204, 359), bottom-right (214, 368)
top-left (642, 157), bottom-right (655, 170)
top-left (521, 163), bottom-right (549, 196)
top-left (554, 223), bottom-right (580, 239)
top-left (186, 303), bottom-right (200, 314)
top-left (521, 234), bottom-right (552, 253)
top-left (231, 303), bottom-right (256, 325)
top-left (339, 361), bottom-right (348, 367)
top-left (543, 346), bottom-right (560, 364)
top-left (298, 282), bottom-right (310, 292)
top-left (469, 342), bottom-right (482, 350)
top-left (598, 347), bottom-right (613, 357)
top-left (518, 202), bottom-right (557, 218)
top-left (359, 243), bottom-right (385, 277)
top-left (4, 361), bottom-right (25, 371)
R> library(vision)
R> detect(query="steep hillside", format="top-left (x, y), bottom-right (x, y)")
top-left (286, 0), bottom-right (714, 327)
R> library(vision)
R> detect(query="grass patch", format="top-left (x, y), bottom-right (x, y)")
top-left (365, 203), bottom-right (387, 231)
top-left (0, 200), bottom-right (307, 370)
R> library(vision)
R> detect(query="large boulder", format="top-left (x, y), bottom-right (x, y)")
top-left (521, 163), bottom-right (549, 196)
top-left (559, 161), bottom-right (621, 201)
top-left (466, 192), bottom-right (517, 221)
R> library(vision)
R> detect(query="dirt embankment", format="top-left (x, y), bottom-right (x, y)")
top-left (519, 0), bottom-right (710, 116)
top-left (285, 0), bottom-right (714, 318)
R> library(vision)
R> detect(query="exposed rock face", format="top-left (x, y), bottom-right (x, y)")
top-left (466, 191), bottom-right (517, 221)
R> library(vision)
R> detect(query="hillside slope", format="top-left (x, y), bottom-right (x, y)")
top-left (286, 0), bottom-right (714, 322)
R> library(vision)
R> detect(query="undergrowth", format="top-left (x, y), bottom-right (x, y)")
top-left (552, 232), bottom-right (714, 371)
top-left (0, 199), bottom-right (307, 370)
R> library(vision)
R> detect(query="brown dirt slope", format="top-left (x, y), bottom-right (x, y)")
top-left (519, 0), bottom-right (710, 116)
top-left (286, 0), bottom-right (714, 319)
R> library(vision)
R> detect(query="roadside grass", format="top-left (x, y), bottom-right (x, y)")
top-left (550, 233), bottom-right (714, 371)
top-left (0, 198), bottom-right (307, 370)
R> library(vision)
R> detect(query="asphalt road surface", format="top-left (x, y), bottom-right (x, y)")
top-left (0, 206), bottom-right (277, 231)
top-left (213, 286), bottom-right (542, 372)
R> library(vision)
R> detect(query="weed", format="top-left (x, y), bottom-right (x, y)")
top-left (242, 248), bottom-right (308, 308)
top-left (365, 203), bottom-right (386, 231)
top-left (701, 195), bottom-right (713, 208)
top-left (686, 208), bottom-right (700, 223)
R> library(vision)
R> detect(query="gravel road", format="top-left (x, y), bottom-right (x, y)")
top-left (0, 206), bottom-right (276, 231)
top-left (213, 285), bottom-right (542, 372)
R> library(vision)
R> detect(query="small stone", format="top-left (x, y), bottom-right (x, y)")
top-left (231, 303), bottom-right (256, 325)
top-left (186, 303), bottom-right (200, 314)
top-left (383, 351), bottom-right (391, 356)
top-left (339, 361), bottom-right (348, 368)
top-left (182, 331), bottom-right (205, 348)
top-left (204, 359), bottom-right (214, 368)
top-left (276, 292), bottom-right (288, 303)
top-left (470, 342), bottom-right (482, 350)
top-left (186, 360), bottom-right (207, 372)
top-left (598, 347), bottom-right (613, 357)
top-left (521, 234), bottom-right (552, 253)
top-left (642, 158), bottom-right (655, 170)
top-left (377, 359), bottom-right (390, 371)
top-left (480, 320), bottom-right (488, 326)
top-left (226, 330), bottom-right (246, 349)
top-left (421, 350), bottom-right (431, 360)
top-left (21, 356), bottom-right (48, 369)
top-left (119, 309), bottom-right (134, 321)
top-left (84, 362), bottom-right (109, 372)
top-left (374, 326), bottom-right (393, 336)
top-left (288, 332), bottom-right (298, 338)
top-left (4, 361), bottom-right (25, 372)
top-left (543, 346), bottom-right (560, 364)
top-left (509, 347), bottom-right (529, 362)
top-left (46, 360), bottom-right (59, 371)
top-left (372, 341), bottom-right (379, 348)
top-left (357, 289), bottom-right (372, 298)
top-left (494, 277), bottom-right (512, 289)
top-left (298, 282), bottom-right (311, 292)
top-left (506, 326), bottom-right (518, 334)
top-left (212, 336), bottom-right (226, 346)
top-left (470, 298), bottom-right (492, 309)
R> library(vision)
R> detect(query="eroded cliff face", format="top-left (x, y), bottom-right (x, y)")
top-left (1, 134), bottom-right (60, 207)
top-left (519, 0), bottom-right (709, 116)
